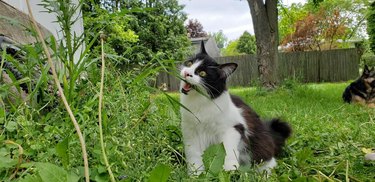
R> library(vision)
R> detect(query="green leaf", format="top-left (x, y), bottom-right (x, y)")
top-left (67, 171), bottom-right (80, 182)
top-left (202, 143), bottom-right (226, 176)
top-left (97, 165), bottom-right (107, 174)
top-left (55, 136), bottom-right (70, 168)
top-left (148, 164), bottom-right (171, 182)
top-left (34, 162), bottom-right (68, 182)
top-left (94, 173), bottom-right (109, 182)
top-left (5, 121), bottom-right (17, 132)
top-left (18, 174), bottom-right (43, 182)
top-left (0, 155), bottom-right (17, 169)
top-left (0, 108), bottom-right (5, 124)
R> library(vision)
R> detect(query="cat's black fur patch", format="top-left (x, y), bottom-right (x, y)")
top-left (231, 95), bottom-right (291, 164)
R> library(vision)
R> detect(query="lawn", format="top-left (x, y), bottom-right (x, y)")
top-left (2, 81), bottom-right (375, 181)
top-left (151, 82), bottom-right (375, 181)
top-left (233, 83), bottom-right (375, 181)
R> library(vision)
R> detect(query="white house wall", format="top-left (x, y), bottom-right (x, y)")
top-left (4, 0), bottom-right (85, 62)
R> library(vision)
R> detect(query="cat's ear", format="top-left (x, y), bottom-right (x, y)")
top-left (364, 65), bottom-right (369, 71)
top-left (363, 65), bottom-right (370, 76)
top-left (200, 40), bottom-right (207, 54)
top-left (219, 63), bottom-right (237, 78)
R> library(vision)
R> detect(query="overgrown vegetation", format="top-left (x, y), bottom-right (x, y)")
top-left (1, 0), bottom-right (375, 181)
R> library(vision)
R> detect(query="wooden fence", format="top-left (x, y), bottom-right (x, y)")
top-left (156, 48), bottom-right (360, 91)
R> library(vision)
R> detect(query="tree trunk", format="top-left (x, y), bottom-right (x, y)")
top-left (246, 0), bottom-right (278, 89)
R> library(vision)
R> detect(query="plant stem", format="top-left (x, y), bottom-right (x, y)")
top-left (99, 33), bottom-right (116, 182)
top-left (24, 1), bottom-right (90, 181)
top-left (5, 140), bottom-right (23, 181)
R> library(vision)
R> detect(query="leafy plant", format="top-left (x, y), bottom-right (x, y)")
top-left (237, 31), bottom-right (256, 55)
top-left (202, 143), bottom-right (226, 177)
top-left (148, 164), bottom-right (172, 182)
top-left (367, 1), bottom-right (375, 54)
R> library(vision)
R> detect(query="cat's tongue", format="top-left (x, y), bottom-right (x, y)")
top-left (181, 83), bottom-right (191, 95)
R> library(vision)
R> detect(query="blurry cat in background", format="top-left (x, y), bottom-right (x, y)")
top-left (343, 65), bottom-right (375, 108)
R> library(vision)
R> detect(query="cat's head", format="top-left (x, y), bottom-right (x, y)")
top-left (180, 41), bottom-right (237, 99)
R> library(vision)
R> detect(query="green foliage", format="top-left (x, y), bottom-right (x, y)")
top-left (148, 164), bottom-right (172, 182)
top-left (236, 31), bottom-right (256, 54)
top-left (82, 0), bottom-right (190, 67)
top-left (0, 147), bottom-right (17, 170)
top-left (202, 143), bottom-right (226, 177)
top-left (55, 136), bottom-right (70, 169)
top-left (1, 0), bottom-right (186, 181)
top-left (221, 31), bottom-right (256, 56)
top-left (308, 0), bottom-right (369, 40)
top-left (221, 40), bottom-right (242, 56)
top-left (2, 0), bottom-right (375, 181)
top-left (360, 41), bottom-right (375, 67)
top-left (210, 30), bottom-right (228, 49)
top-left (280, 0), bottom-right (369, 51)
top-left (367, 1), bottom-right (375, 54)
top-left (278, 3), bottom-right (308, 43)
top-left (83, 7), bottom-right (139, 59)
top-left (18, 162), bottom-right (79, 182)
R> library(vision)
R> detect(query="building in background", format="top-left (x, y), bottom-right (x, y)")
top-left (0, 0), bottom-right (84, 62)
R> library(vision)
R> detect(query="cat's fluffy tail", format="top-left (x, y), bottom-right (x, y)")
top-left (267, 118), bottom-right (292, 156)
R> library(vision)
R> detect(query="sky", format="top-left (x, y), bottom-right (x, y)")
top-left (179, 0), bottom-right (307, 41)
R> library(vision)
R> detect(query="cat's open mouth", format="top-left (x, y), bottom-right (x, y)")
top-left (181, 82), bottom-right (192, 95)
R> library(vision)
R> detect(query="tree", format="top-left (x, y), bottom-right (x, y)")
top-left (305, 0), bottom-right (369, 41)
top-left (278, 3), bottom-right (308, 43)
top-left (368, 1), bottom-right (375, 54)
top-left (125, 0), bottom-right (190, 63)
top-left (185, 19), bottom-right (208, 38)
top-left (246, 0), bottom-right (278, 89)
top-left (82, 0), bottom-right (190, 66)
top-left (236, 31), bottom-right (256, 54)
top-left (222, 40), bottom-right (242, 56)
top-left (280, 0), bottom-right (368, 52)
top-left (281, 8), bottom-right (348, 51)
top-left (210, 30), bottom-right (228, 49)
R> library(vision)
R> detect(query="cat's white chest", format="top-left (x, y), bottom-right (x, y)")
top-left (180, 91), bottom-right (245, 143)
top-left (180, 91), bottom-right (247, 173)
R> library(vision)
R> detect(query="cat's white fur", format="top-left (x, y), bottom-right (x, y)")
top-left (180, 61), bottom-right (276, 175)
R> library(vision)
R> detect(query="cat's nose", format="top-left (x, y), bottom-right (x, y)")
top-left (184, 71), bottom-right (192, 78)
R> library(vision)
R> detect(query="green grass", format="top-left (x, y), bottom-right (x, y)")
top-left (2, 1), bottom-right (374, 181)
top-left (2, 78), bottom-right (375, 181)
top-left (152, 82), bottom-right (375, 181)
top-left (227, 83), bottom-right (375, 181)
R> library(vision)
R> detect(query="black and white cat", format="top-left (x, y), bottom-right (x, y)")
top-left (180, 41), bottom-right (291, 175)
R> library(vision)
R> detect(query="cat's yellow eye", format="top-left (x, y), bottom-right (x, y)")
top-left (199, 71), bottom-right (207, 77)
top-left (186, 61), bottom-right (193, 67)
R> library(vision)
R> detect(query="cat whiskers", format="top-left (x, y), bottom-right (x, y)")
top-left (199, 81), bottom-right (223, 112)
